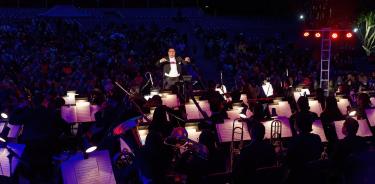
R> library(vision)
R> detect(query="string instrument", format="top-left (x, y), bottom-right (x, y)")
top-left (215, 71), bottom-right (231, 101)
top-left (115, 82), bottom-right (152, 123)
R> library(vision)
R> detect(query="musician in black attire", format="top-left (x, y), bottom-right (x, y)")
top-left (286, 111), bottom-right (323, 184)
top-left (320, 96), bottom-right (345, 154)
top-left (236, 121), bottom-right (276, 184)
top-left (333, 118), bottom-right (368, 184)
top-left (289, 96), bottom-right (318, 137)
top-left (200, 80), bottom-right (227, 124)
top-left (148, 95), bottom-right (176, 138)
top-left (10, 92), bottom-right (59, 182)
top-left (157, 48), bottom-right (190, 90)
top-left (134, 131), bottom-right (173, 184)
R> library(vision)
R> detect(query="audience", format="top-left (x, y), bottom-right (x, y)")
top-left (0, 14), bottom-right (373, 184)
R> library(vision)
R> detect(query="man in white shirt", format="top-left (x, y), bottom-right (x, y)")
top-left (158, 48), bottom-right (190, 89)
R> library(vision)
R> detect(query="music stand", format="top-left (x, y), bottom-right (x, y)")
top-left (182, 75), bottom-right (192, 82)
top-left (177, 75), bottom-right (193, 103)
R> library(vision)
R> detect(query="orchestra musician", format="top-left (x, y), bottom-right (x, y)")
top-left (157, 48), bottom-right (190, 90)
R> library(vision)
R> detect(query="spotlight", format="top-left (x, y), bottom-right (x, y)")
top-left (0, 113), bottom-right (8, 119)
top-left (346, 32), bottom-right (352, 38)
top-left (315, 32), bottom-right (321, 38)
top-left (331, 32), bottom-right (338, 39)
top-left (299, 14), bottom-right (304, 20)
top-left (303, 32), bottom-right (310, 37)
top-left (353, 28), bottom-right (358, 33)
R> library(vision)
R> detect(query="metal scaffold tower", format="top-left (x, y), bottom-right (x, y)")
top-left (320, 28), bottom-right (332, 96)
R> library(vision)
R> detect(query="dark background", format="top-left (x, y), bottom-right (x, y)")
top-left (0, 0), bottom-right (373, 17)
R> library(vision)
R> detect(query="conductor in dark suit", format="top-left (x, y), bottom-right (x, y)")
top-left (157, 48), bottom-right (190, 89)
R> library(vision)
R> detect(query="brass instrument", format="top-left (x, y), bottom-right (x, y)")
top-left (270, 119), bottom-right (282, 144)
top-left (229, 118), bottom-right (244, 172)
top-left (164, 127), bottom-right (209, 162)
top-left (270, 119), bottom-right (283, 166)
top-left (114, 147), bottom-right (135, 169)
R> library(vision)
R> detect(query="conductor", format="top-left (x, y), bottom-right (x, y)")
top-left (158, 48), bottom-right (190, 89)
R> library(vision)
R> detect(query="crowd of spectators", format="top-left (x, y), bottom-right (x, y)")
top-left (0, 17), bottom-right (375, 184)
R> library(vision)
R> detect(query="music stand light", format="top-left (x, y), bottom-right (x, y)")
top-left (0, 113), bottom-right (8, 119)
top-left (347, 106), bottom-right (357, 117)
top-left (82, 137), bottom-right (97, 159)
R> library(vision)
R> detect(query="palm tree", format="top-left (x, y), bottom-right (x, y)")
top-left (357, 11), bottom-right (375, 56)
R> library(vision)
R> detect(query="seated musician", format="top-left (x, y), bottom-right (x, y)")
top-left (289, 96), bottom-right (318, 137)
top-left (333, 118), bottom-right (373, 183)
top-left (134, 132), bottom-right (173, 184)
top-left (235, 121), bottom-right (276, 184)
top-left (201, 80), bottom-right (228, 123)
top-left (286, 111), bottom-right (323, 184)
top-left (148, 95), bottom-right (176, 138)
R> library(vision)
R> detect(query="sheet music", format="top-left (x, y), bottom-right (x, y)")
top-left (186, 127), bottom-right (201, 142)
top-left (62, 150), bottom-right (116, 184)
top-left (0, 123), bottom-right (5, 133)
top-left (76, 101), bottom-right (91, 123)
top-left (89, 150), bottom-right (116, 184)
top-left (162, 94), bottom-right (179, 108)
top-left (61, 106), bottom-right (77, 123)
top-left (312, 120), bottom-right (327, 142)
top-left (268, 101), bottom-right (292, 118)
top-left (308, 100), bottom-right (322, 117)
top-left (198, 100), bottom-right (212, 117)
top-left (7, 124), bottom-right (21, 138)
top-left (337, 98), bottom-right (350, 115)
top-left (261, 117), bottom-right (293, 139)
top-left (0, 150), bottom-right (10, 176)
top-left (185, 104), bottom-right (200, 120)
top-left (0, 123), bottom-right (22, 139)
top-left (0, 143), bottom-right (25, 177)
top-left (365, 109), bottom-right (375, 127)
top-left (74, 158), bottom-right (100, 184)
top-left (334, 119), bottom-right (373, 139)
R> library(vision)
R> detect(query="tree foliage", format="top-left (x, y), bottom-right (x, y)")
top-left (357, 11), bottom-right (375, 56)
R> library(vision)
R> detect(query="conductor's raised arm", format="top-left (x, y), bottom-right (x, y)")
top-left (156, 57), bottom-right (168, 66)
